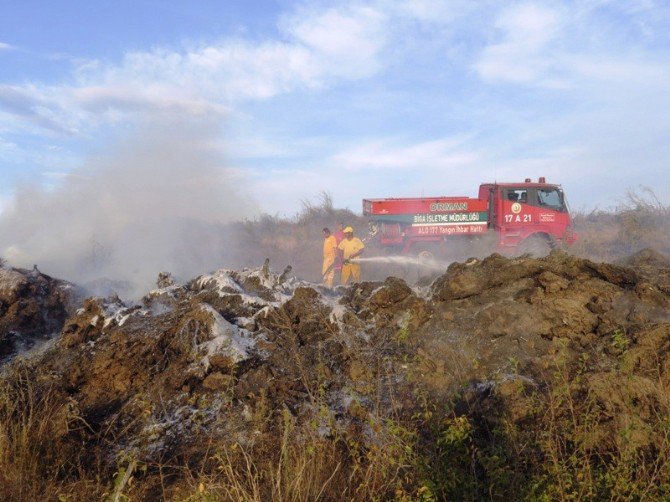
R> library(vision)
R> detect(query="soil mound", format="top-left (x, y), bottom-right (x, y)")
top-left (1, 251), bottom-right (669, 500)
top-left (0, 265), bottom-right (81, 361)
top-left (620, 247), bottom-right (670, 294)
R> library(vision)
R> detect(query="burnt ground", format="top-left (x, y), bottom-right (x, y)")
top-left (1, 249), bottom-right (669, 500)
top-left (0, 266), bottom-right (82, 361)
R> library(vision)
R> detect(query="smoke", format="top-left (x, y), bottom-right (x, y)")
top-left (352, 255), bottom-right (452, 271)
top-left (0, 116), bottom-right (257, 298)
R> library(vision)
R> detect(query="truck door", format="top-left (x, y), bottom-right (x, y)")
top-left (536, 187), bottom-right (566, 212)
top-left (499, 187), bottom-right (532, 246)
top-left (531, 186), bottom-right (571, 241)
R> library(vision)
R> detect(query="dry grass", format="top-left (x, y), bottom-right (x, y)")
top-left (0, 363), bottom-right (105, 501)
top-left (170, 414), bottom-right (422, 501)
top-left (572, 188), bottom-right (670, 261)
top-left (2, 340), bottom-right (670, 501)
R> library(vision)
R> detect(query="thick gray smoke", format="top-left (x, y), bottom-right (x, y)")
top-left (0, 117), bottom-right (257, 298)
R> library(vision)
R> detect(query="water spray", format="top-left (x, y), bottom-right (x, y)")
top-left (350, 255), bottom-right (451, 272)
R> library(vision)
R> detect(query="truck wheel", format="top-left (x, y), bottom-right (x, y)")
top-left (410, 243), bottom-right (436, 263)
top-left (417, 249), bottom-right (435, 263)
top-left (519, 235), bottom-right (553, 257)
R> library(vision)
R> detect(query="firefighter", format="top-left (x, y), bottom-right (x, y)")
top-left (322, 227), bottom-right (338, 287)
top-left (338, 226), bottom-right (365, 284)
top-left (334, 221), bottom-right (345, 243)
top-left (333, 221), bottom-right (345, 278)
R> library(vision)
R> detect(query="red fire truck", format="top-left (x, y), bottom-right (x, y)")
top-left (363, 177), bottom-right (577, 258)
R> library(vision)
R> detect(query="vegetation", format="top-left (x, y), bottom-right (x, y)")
top-left (2, 344), bottom-right (669, 500)
top-left (572, 188), bottom-right (670, 260)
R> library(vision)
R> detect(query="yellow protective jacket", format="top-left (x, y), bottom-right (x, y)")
top-left (322, 235), bottom-right (338, 274)
top-left (338, 237), bottom-right (365, 260)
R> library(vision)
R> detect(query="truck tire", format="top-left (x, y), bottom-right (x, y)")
top-left (519, 235), bottom-right (553, 257)
top-left (410, 243), bottom-right (437, 263)
top-left (417, 249), bottom-right (435, 263)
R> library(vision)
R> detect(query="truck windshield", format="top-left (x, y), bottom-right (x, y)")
top-left (538, 188), bottom-right (564, 210)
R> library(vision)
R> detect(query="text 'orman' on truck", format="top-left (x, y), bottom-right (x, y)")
top-left (363, 177), bottom-right (578, 259)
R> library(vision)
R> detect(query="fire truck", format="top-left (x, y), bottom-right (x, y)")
top-left (363, 177), bottom-right (577, 258)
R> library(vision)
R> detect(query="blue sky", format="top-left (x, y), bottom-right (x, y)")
top-left (1, 0), bottom-right (670, 215)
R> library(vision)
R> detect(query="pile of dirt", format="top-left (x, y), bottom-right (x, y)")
top-left (1, 250), bottom-right (669, 499)
top-left (21, 264), bottom-right (424, 470)
top-left (422, 249), bottom-right (668, 387)
top-left (0, 265), bottom-right (81, 361)
top-left (620, 247), bottom-right (670, 294)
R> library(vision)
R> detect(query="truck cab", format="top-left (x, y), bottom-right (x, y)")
top-left (479, 177), bottom-right (577, 253)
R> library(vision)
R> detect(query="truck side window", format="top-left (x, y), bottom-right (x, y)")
top-left (538, 189), bottom-right (563, 210)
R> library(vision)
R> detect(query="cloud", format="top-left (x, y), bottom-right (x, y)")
top-left (0, 42), bottom-right (12, 51)
top-left (0, 85), bottom-right (73, 133)
top-left (239, 135), bottom-right (486, 214)
top-left (0, 192), bottom-right (10, 214)
top-left (332, 136), bottom-right (478, 171)
top-left (281, 5), bottom-right (387, 80)
top-left (567, 55), bottom-right (670, 87)
top-left (392, 0), bottom-right (483, 24)
top-left (41, 171), bottom-right (88, 180)
top-left (94, 42), bottom-right (315, 102)
top-left (0, 137), bottom-right (17, 152)
top-left (92, 3), bottom-right (387, 102)
top-left (473, 3), bottom-right (565, 85)
top-left (473, 1), bottom-right (670, 89)
top-left (0, 3), bottom-right (390, 138)
top-left (73, 85), bottom-right (228, 117)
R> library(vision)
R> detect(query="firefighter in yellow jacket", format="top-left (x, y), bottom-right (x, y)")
top-left (322, 228), bottom-right (338, 287)
top-left (338, 226), bottom-right (365, 284)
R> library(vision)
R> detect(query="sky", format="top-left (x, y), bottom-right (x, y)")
top-left (1, 0), bottom-right (670, 216)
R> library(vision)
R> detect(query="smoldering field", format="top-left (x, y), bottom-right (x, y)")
top-left (0, 120), bottom-right (669, 299)
top-left (2, 123), bottom-right (670, 500)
